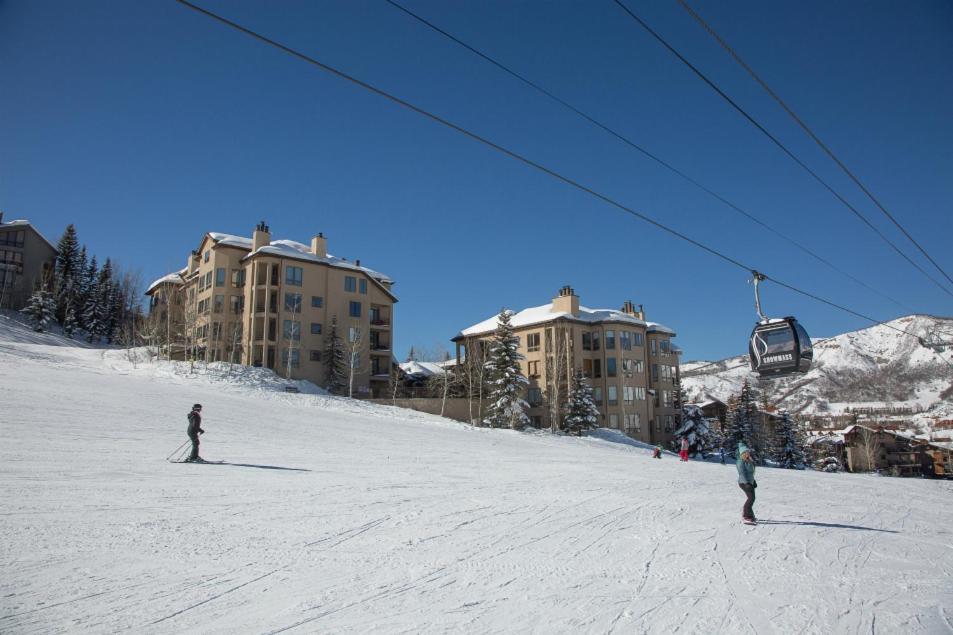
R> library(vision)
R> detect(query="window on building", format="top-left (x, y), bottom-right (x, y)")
top-left (310, 323), bottom-right (322, 335)
top-left (0, 230), bottom-right (26, 247)
top-left (203, 250), bottom-right (210, 263)
top-left (348, 326), bottom-right (360, 343)
top-left (310, 350), bottom-right (321, 362)
top-left (607, 358), bottom-right (617, 377)
top-left (230, 295), bottom-right (243, 314)
top-left (633, 332), bottom-right (644, 346)
top-left (282, 320), bottom-right (301, 341)
top-left (593, 359), bottom-right (602, 378)
top-left (527, 360), bottom-right (540, 377)
top-left (650, 339), bottom-right (657, 356)
top-left (660, 340), bottom-right (671, 354)
top-left (285, 266), bottom-right (303, 286)
top-left (359, 278), bottom-right (367, 295)
top-left (605, 330), bottom-right (615, 350)
top-left (621, 331), bottom-right (631, 350)
top-left (664, 415), bottom-right (673, 432)
top-left (205, 271), bottom-right (212, 289)
top-left (284, 292), bottom-right (302, 313)
top-left (593, 387), bottom-right (603, 404)
top-left (527, 333), bottom-right (540, 353)
top-left (609, 413), bottom-right (619, 429)
top-left (607, 385), bottom-right (618, 405)
top-left (652, 364), bottom-right (659, 381)
top-left (662, 390), bottom-right (672, 407)
top-left (211, 322), bottom-right (221, 341)
top-left (635, 360), bottom-right (644, 374)
top-left (592, 332), bottom-right (601, 351)
top-left (345, 276), bottom-right (356, 292)
top-left (625, 413), bottom-right (641, 433)
top-left (623, 386), bottom-right (634, 405)
top-left (281, 348), bottom-right (300, 368)
top-left (215, 268), bottom-right (226, 287)
top-left (349, 301), bottom-right (361, 318)
top-left (231, 269), bottom-right (245, 288)
top-left (636, 386), bottom-right (646, 400)
top-left (583, 359), bottom-right (593, 377)
top-left (582, 332), bottom-right (592, 351)
top-left (350, 352), bottom-right (361, 370)
top-left (527, 387), bottom-right (543, 406)
top-left (213, 294), bottom-right (224, 313)
top-left (311, 296), bottom-right (323, 308)
top-left (197, 298), bottom-right (209, 314)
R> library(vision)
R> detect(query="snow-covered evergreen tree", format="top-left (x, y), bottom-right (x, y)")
top-left (563, 371), bottom-right (599, 435)
top-left (483, 309), bottom-right (529, 429)
top-left (82, 256), bottom-right (100, 339)
top-left (323, 316), bottom-right (346, 395)
top-left (723, 379), bottom-right (759, 458)
top-left (23, 288), bottom-right (55, 332)
top-left (53, 224), bottom-right (81, 324)
top-left (94, 259), bottom-right (114, 343)
top-left (674, 404), bottom-right (716, 456)
top-left (771, 409), bottom-right (806, 468)
top-left (63, 303), bottom-right (78, 338)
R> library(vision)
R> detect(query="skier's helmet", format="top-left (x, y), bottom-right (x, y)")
top-left (192, 403), bottom-right (203, 411)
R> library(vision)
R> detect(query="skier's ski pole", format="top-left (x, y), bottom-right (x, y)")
top-left (165, 440), bottom-right (190, 462)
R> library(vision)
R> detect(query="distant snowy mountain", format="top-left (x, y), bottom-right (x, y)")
top-left (681, 315), bottom-right (953, 427)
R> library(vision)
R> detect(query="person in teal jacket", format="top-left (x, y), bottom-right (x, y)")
top-left (736, 442), bottom-right (757, 523)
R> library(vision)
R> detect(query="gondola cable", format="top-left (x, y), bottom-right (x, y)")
top-left (611, 0), bottom-right (953, 300)
top-left (674, 0), bottom-right (953, 290)
top-left (172, 0), bottom-right (952, 373)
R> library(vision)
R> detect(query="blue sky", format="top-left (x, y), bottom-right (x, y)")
top-left (2, 0), bottom-right (951, 361)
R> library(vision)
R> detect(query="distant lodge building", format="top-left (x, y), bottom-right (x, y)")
top-left (0, 212), bottom-right (57, 310)
top-left (808, 424), bottom-right (951, 477)
top-left (146, 222), bottom-right (396, 397)
top-left (452, 286), bottom-right (680, 445)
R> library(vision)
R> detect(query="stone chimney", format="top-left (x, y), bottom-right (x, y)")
top-left (551, 285), bottom-right (579, 317)
top-left (310, 232), bottom-right (327, 258)
top-left (187, 250), bottom-right (199, 275)
top-left (621, 300), bottom-right (645, 320)
top-left (252, 221), bottom-right (271, 251)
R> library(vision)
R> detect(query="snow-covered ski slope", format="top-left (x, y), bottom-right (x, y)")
top-left (2, 317), bottom-right (952, 634)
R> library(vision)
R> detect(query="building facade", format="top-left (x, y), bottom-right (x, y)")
top-left (146, 222), bottom-right (396, 397)
top-left (452, 286), bottom-right (680, 445)
top-left (0, 212), bottom-right (57, 310)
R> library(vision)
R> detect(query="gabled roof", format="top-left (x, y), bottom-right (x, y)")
top-left (146, 268), bottom-right (187, 294)
top-left (1, 219), bottom-right (58, 253)
top-left (454, 304), bottom-right (675, 341)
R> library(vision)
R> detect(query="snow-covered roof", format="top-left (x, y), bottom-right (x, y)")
top-left (146, 269), bottom-right (187, 294)
top-left (455, 304), bottom-right (675, 339)
top-left (201, 232), bottom-right (394, 291)
top-left (400, 361), bottom-right (446, 378)
top-left (1, 218), bottom-right (58, 252)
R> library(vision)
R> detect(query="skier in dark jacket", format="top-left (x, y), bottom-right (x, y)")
top-left (736, 442), bottom-right (757, 524)
top-left (186, 404), bottom-right (204, 462)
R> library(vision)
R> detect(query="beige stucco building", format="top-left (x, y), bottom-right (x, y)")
top-left (146, 222), bottom-right (396, 397)
top-left (453, 286), bottom-right (680, 445)
top-left (0, 212), bottom-right (57, 310)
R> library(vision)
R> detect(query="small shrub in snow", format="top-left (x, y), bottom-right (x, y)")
top-left (23, 289), bottom-right (55, 332)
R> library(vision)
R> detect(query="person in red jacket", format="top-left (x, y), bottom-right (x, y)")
top-left (679, 437), bottom-right (690, 462)
top-left (185, 404), bottom-right (204, 462)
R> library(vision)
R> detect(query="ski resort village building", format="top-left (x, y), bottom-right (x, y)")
top-left (0, 212), bottom-right (57, 311)
top-left (146, 222), bottom-right (396, 397)
top-left (452, 286), bottom-right (680, 445)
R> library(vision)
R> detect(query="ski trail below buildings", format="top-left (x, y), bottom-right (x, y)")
top-left (1, 320), bottom-right (952, 633)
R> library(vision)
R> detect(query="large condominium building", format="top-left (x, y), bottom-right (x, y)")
top-left (0, 212), bottom-right (57, 311)
top-left (146, 222), bottom-right (396, 397)
top-left (452, 286), bottom-right (680, 445)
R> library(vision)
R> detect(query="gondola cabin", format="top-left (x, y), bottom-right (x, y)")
top-left (748, 317), bottom-right (813, 378)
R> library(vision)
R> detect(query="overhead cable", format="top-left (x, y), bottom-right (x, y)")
top-left (611, 0), bottom-right (953, 300)
top-left (675, 0), bottom-right (953, 291)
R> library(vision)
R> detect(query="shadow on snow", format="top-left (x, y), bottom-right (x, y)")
top-left (758, 519), bottom-right (898, 533)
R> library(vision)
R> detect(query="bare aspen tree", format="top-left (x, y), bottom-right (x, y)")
top-left (545, 326), bottom-right (570, 433)
top-left (346, 323), bottom-right (364, 398)
top-left (857, 426), bottom-right (881, 472)
top-left (285, 298), bottom-right (301, 380)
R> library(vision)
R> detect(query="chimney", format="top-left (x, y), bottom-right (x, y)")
top-left (622, 300), bottom-right (645, 320)
top-left (187, 250), bottom-right (199, 275)
top-left (637, 303), bottom-right (645, 320)
top-left (551, 285), bottom-right (579, 317)
top-left (310, 232), bottom-right (327, 258)
top-left (252, 221), bottom-right (271, 251)
top-left (355, 259), bottom-right (361, 267)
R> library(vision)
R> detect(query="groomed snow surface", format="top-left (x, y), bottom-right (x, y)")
top-left (2, 317), bottom-right (952, 634)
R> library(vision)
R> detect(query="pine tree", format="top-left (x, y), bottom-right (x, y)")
top-left (53, 224), bottom-right (81, 324)
top-left (23, 288), bottom-right (55, 332)
top-left (674, 404), bottom-right (716, 456)
top-left (563, 371), bottom-right (599, 435)
top-left (82, 256), bottom-right (100, 342)
top-left (483, 309), bottom-right (529, 429)
top-left (771, 409), bottom-right (806, 468)
top-left (323, 316), bottom-right (346, 394)
top-left (94, 259), bottom-right (114, 342)
top-left (63, 303), bottom-right (78, 338)
top-left (723, 379), bottom-right (759, 458)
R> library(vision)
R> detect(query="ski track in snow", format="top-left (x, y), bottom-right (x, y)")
top-left (1, 319), bottom-right (952, 633)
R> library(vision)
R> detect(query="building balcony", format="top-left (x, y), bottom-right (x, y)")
top-left (369, 319), bottom-right (391, 329)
